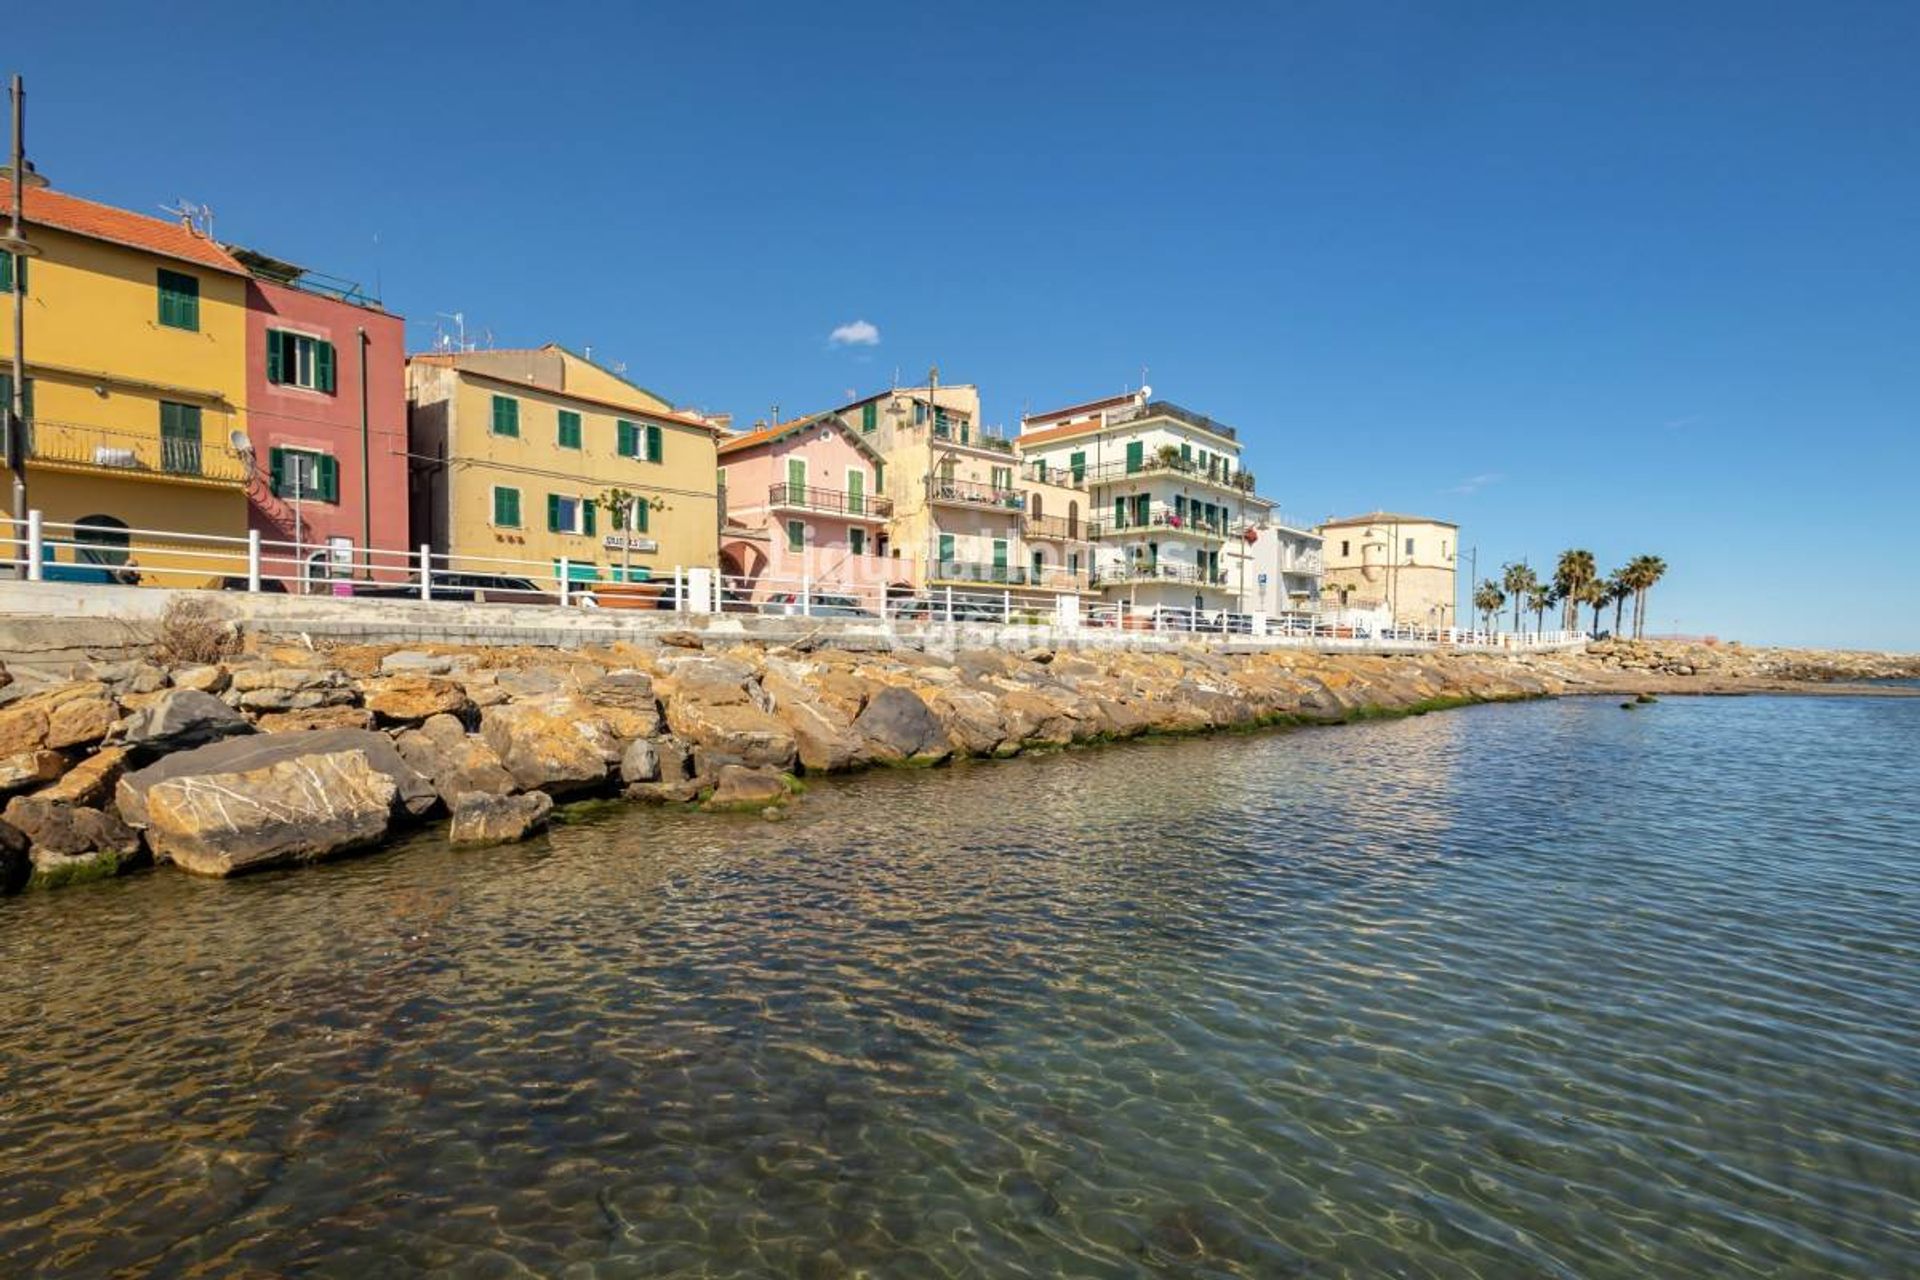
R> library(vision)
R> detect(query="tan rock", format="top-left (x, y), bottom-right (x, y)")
top-left (448, 790), bottom-right (553, 846)
top-left (478, 702), bottom-right (610, 795)
top-left (702, 764), bottom-right (793, 812)
top-left (0, 751), bottom-right (67, 795)
top-left (142, 749), bottom-right (398, 877)
top-left (37, 745), bottom-right (131, 808)
top-left (363, 675), bottom-right (471, 725)
top-left (256, 706), bottom-right (377, 733)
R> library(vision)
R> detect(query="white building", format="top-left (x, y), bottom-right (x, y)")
top-left (1238, 520), bottom-right (1324, 615)
top-left (1017, 390), bottom-right (1273, 610)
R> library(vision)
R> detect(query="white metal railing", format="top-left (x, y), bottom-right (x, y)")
top-left (0, 510), bottom-right (1588, 650)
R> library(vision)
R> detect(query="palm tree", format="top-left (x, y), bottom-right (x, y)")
top-left (1607, 569), bottom-right (1632, 637)
top-left (1527, 583), bottom-right (1555, 636)
top-left (1580, 578), bottom-right (1610, 635)
top-left (1626, 554), bottom-right (1667, 638)
top-left (1501, 562), bottom-right (1537, 633)
top-left (1473, 580), bottom-right (1506, 632)
top-left (1553, 549), bottom-right (1597, 632)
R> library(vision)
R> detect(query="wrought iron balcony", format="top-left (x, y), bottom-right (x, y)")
top-left (1021, 513), bottom-right (1090, 541)
top-left (767, 482), bottom-right (892, 519)
top-left (926, 477), bottom-right (1025, 511)
top-left (1087, 506), bottom-right (1242, 541)
top-left (1076, 452), bottom-right (1250, 491)
top-left (928, 422), bottom-right (1015, 454)
top-left (1093, 560), bottom-right (1232, 588)
top-left (22, 419), bottom-right (251, 488)
top-left (928, 559), bottom-right (1029, 586)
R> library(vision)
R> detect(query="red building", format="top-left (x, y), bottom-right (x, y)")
top-left (233, 248), bottom-right (408, 586)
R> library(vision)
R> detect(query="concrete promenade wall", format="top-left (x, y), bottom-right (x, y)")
top-left (0, 581), bottom-right (1589, 670)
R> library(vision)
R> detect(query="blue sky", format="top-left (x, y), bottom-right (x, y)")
top-left (16, 2), bottom-right (1919, 646)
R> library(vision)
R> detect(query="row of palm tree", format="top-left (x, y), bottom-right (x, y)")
top-left (1474, 553), bottom-right (1667, 638)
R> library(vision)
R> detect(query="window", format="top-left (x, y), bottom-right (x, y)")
top-left (73, 515), bottom-right (130, 567)
top-left (1405, 537), bottom-right (1415, 556)
top-left (268, 447), bottom-right (339, 502)
top-left (991, 465), bottom-right (1012, 491)
top-left (1069, 552), bottom-right (1080, 576)
top-left (847, 469), bottom-right (865, 514)
top-left (491, 395), bottom-right (519, 437)
top-left (0, 250), bottom-right (23, 293)
top-left (626, 498), bottom-right (650, 533)
top-left (557, 410), bottom-right (582, 449)
top-left (861, 401), bottom-right (877, 433)
top-left (1341, 540), bottom-right (1350, 556)
top-left (0, 372), bottom-right (32, 424)
top-left (1125, 441), bottom-right (1144, 474)
top-left (547, 493), bottom-right (595, 535)
top-left (992, 539), bottom-right (1008, 574)
top-left (618, 420), bottom-right (664, 461)
top-left (1030, 491), bottom-right (1043, 521)
top-left (157, 269), bottom-right (199, 330)
top-left (913, 401), bottom-right (926, 425)
top-left (1132, 493), bottom-right (1150, 525)
top-left (849, 528), bottom-right (867, 556)
top-left (492, 486), bottom-right (522, 527)
top-left (1113, 496), bottom-right (1126, 529)
top-left (787, 458), bottom-right (807, 498)
top-left (1031, 550), bottom-right (1043, 579)
top-left (786, 519), bottom-right (806, 552)
top-left (1070, 451), bottom-right (1086, 483)
top-left (265, 330), bottom-right (337, 392)
top-left (159, 401), bottom-right (202, 474)
top-left (937, 533), bottom-right (955, 565)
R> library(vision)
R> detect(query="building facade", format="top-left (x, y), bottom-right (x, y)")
top-left (1017, 390), bottom-right (1271, 609)
top-left (1317, 511), bottom-right (1458, 626)
top-left (717, 412), bottom-right (892, 599)
top-left (1238, 520), bottom-right (1324, 615)
top-left (407, 346), bottom-right (721, 587)
top-left (234, 249), bottom-right (408, 588)
top-left (2, 181), bottom-right (252, 583)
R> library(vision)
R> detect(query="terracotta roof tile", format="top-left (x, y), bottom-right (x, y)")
top-left (1318, 510), bottom-right (1457, 529)
top-left (1014, 418), bottom-right (1106, 449)
top-left (4, 181), bottom-right (247, 274)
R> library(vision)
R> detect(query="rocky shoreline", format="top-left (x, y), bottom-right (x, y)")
top-left (0, 635), bottom-right (1913, 893)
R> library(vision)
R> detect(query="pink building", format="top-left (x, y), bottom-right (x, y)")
top-left (718, 413), bottom-right (895, 602)
top-left (234, 249), bottom-right (409, 586)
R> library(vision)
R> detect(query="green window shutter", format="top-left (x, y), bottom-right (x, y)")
top-left (268, 447), bottom-right (287, 496)
top-left (1134, 494), bottom-right (1149, 524)
top-left (583, 499), bottom-right (597, 536)
top-left (646, 423), bottom-right (663, 463)
top-left (557, 410), bottom-right (581, 449)
top-left (787, 520), bottom-right (805, 552)
top-left (492, 396), bottom-right (518, 436)
top-left (157, 269), bottom-right (199, 330)
top-left (993, 540), bottom-right (1008, 571)
top-left (0, 251), bottom-right (10, 293)
top-left (847, 470), bottom-right (863, 514)
top-left (316, 341), bottom-right (336, 394)
top-left (265, 331), bottom-right (283, 384)
top-left (634, 500), bottom-right (648, 533)
top-left (1070, 451), bottom-right (1085, 481)
top-left (318, 454), bottom-right (340, 502)
top-left (617, 420), bottom-right (637, 457)
top-left (547, 493), bottom-right (562, 532)
top-left (1125, 441), bottom-right (1143, 474)
top-left (938, 533), bottom-right (955, 563)
top-left (861, 401), bottom-right (876, 432)
top-left (787, 458), bottom-right (806, 494)
top-left (495, 487), bottom-right (520, 526)
top-left (873, 460), bottom-right (884, 491)
top-left (1114, 497), bottom-right (1126, 527)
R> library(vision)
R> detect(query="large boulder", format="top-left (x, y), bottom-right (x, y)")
top-left (853, 686), bottom-right (951, 765)
top-left (478, 702), bottom-right (611, 795)
top-left (702, 764), bottom-right (793, 812)
top-left (141, 749), bottom-right (398, 877)
top-left (224, 667), bottom-right (359, 713)
top-left (121, 688), bottom-right (254, 756)
top-left (618, 737), bottom-right (660, 784)
top-left (0, 819), bottom-right (29, 894)
top-left (3, 795), bottom-right (143, 887)
top-left (0, 681), bottom-right (117, 754)
top-left (363, 675), bottom-right (471, 726)
top-left (37, 745), bottom-right (131, 808)
top-left (0, 751), bottom-right (68, 795)
top-left (760, 666), bottom-right (865, 773)
top-left (658, 659), bottom-right (796, 771)
top-left (256, 706), bottom-right (377, 734)
top-left (448, 790), bottom-right (553, 847)
top-left (117, 727), bottom-right (435, 829)
top-left (395, 714), bottom-right (517, 807)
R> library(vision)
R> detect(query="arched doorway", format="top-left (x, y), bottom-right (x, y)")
top-left (73, 515), bottom-right (131, 566)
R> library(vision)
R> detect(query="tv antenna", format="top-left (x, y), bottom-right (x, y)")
top-left (160, 199), bottom-right (215, 240)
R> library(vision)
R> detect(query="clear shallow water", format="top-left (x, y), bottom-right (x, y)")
top-left (1, 696), bottom-right (1917, 1278)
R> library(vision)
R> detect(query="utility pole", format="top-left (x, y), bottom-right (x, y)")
top-left (2, 74), bottom-right (44, 578)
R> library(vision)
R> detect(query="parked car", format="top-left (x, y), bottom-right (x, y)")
top-left (890, 596), bottom-right (1006, 623)
top-left (760, 592), bottom-right (877, 619)
top-left (210, 575), bottom-right (289, 593)
top-left (354, 572), bottom-right (557, 606)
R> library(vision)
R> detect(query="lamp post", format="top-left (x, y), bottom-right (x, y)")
top-left (2, 73), bottom-right (48, 578)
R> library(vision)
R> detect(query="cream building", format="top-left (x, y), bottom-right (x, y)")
top-left (1317, 511), bottom-right (1458, 627)
top-left (407, 346), bottom-right (721, 587)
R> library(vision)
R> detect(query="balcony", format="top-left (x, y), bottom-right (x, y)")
top-left (929, 559), bottom-right (1028, 586)
top-left (1088, 505), bottom-right (1242, 541)
top-left (926, 477), bottom-right (1025, 512)
top-left (1078, 451), bottom-right (1255, 492)
top-left (1023, 462), bottom-right (1085, 489)
top-left (23, 419), bottom-right (251, 488)
top-left (1093, 560), bottom-right (1232, 588)
top-left (1021, 513), bottom-right (1090, 542)
top-left (767, 483), bottom-right (893, 520)
top-left (928, 422), bottom-right (1015, 455)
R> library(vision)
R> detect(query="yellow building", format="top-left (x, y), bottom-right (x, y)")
top-left (1, 181), bottom-right (252, 583)
top-left (1317, 510), bottom-right (1459, 626)
top-left (407, 346), bottom-right (722, 586)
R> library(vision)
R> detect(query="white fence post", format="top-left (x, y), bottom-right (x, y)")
top-left (246, 529), bottom-right (262, 593)
top-left (24, 509), bottom-right (42, 582)
top-left (558, 558), bottom-right (571, 607)
top-left (801, 571), bottom-right (812, 617)
top-left (1003, 589), bottom-right (1012, 624)
top-left (419, 545), bottom-right (433, 601)
top-left (688, 567), bottom-right (714, 616)
top-left (674, 565), bottom-right (686, 613)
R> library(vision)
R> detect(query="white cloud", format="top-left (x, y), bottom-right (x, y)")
top-left (828, 319), bottom-right (881, 347)
top-left (1446, 472), bottom-right (1505, 496)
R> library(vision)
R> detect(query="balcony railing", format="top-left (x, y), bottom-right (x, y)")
top-left (767, 483), bottom-right (893, 519)
top-left (1087, 506), bottom-right (1243, 540)
top-left (929, 559), bottom-right (1028, 586)
top-left (928, 422), bottom-right (1015, 454)
top-left (1023, 462), bottom-right (1085, 489)
top-left (1077, 452), bottom-right (1252, 490)
top-left (926, 477), bottom-right (1025, 511)
top-left (1021, 513), bottom-right (1089, 541)
top-left (22, 419), bottom-right (251, 487)
top-left (1093, 561), bottom-right (1232, 588)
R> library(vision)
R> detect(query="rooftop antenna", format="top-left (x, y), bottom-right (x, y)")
top-left (435, 311), bottom-right (468, 352)
top-left (584, 344), bottom-right (593, 363)
top-left (160, 198), bottom-right (214, 240)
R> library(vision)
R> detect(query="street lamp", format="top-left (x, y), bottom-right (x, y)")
top-left (3, 74), bottom-right (46, 578)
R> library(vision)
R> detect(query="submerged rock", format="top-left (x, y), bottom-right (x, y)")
top-left (702, 765), bottom-right (794, 812)
top-left (448, 790), bottom-right (553, 846)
